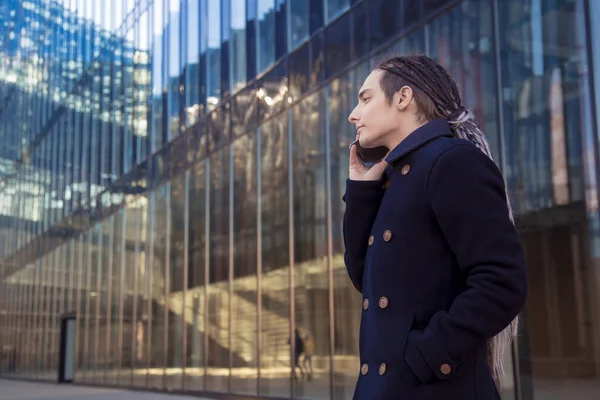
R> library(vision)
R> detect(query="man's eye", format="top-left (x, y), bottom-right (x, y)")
top-left (363, 98), bottom-right (370, 103)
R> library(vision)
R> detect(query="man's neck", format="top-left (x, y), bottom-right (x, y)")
top-left (384, 120), bottom-right (428, 150)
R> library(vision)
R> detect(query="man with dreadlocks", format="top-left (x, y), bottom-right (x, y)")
top-left (343, 54), bottom-right (527, 399)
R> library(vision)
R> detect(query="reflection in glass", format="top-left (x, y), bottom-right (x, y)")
top-left (292, 90), bottom-right (331, 400)
top-left (259, 112), bottom-right (290, 398)
top-left (186, 159), bottom-right (208, 391)
top-left (207, 0), bottom-right (222, 102)
top-left (134, 196), bottom-right (150, 388)
top-left (426, 2), bottom-right (501, 162)
top-left (150, 187), bottom-right (168, 389)
top-left (231, 134), bottom-right (258, 395)
top-left (168, 173), bottom-right (186, 390)
top-left (109, 212), bottom-right (122, 385)
top-left (327, 0), bottom-right (350, 22)
top-left (497, 0), bottom-right (600, 398)
top-left (206, 147), bottom-right (231, 392)
top-left (289, 0), bottom-right (310, 50)
top-left (231, 0), bottom-right (247, 94)
top-left (257, 0), bottom-right (276, 73)
top-left (328, 62), bottom-right (370, 399)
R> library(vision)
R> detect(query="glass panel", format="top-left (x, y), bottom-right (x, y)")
top-left (291, 90), bottom-right (330, 400)
top-left (325, 10), bottom-right (351, 79)
top-left (89, 225), bottom-right (102, 383)
top-left (231, 0), bottom-right (247, 93)
top-left (259, 111), bottom-right (290, 398)
top-left (426, 2), bottom-right (502, 168)
top-left (231, 133), bottom-right (258, 395)
top-left (289, 0), bottom-right (310, 50)
top-left (81, 230), bottom-right (94, 383)
top-left (369, 0), bottom-right (404, 51)
top-left (168, 173), bottom-right (186, 390)
top-left (167, 0), bottom-right (181, 140)
top-left (207, 0), bottom-right (222, 103)
top-left (206, 147), bottom-right (231, 392)
top-left (119, 206), bottom-right (134, 386)
top-left (185, 0), bottom-right (202, 126)
top-left (257, 0), bottom-right (276, 73)
top-left (497, 0), bottom-right (600, 398)
top-left (108, 212), bottom-right (122, 384)
top-left (329, 61), bottom-right (370, 400)
top-left (150, 186), bottom-right (168, 389)
top-left (327, 0), bottom-right (349, 22)
top-left (133, 195), bottom-right (150, 387)
top-left (185, 159), bottom-right (208, 391)
top-left (151, 0), bottom-right (165, 151)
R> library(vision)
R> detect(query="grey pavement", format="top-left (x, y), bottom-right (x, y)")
top-left (0, 379), bottom-right (214, 400)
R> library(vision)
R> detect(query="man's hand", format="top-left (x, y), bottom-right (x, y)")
top-left (349, 136), bottom-right (388, 181)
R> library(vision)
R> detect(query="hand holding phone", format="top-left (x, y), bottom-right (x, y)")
top-left (348, 138), bottom-right (389, 181)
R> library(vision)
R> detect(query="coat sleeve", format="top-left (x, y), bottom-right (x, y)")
top-left (342, 178), bottom-right (385, 293)
top-left (404, 144), bottom-right (528, 384)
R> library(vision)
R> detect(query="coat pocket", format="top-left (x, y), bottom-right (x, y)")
top-left (377, 313), bottom-right (419, 386)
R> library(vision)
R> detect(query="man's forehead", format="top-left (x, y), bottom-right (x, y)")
top-left (359, 71), bottom-right (382, 92)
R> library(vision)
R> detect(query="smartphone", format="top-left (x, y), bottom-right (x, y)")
top-left (349, 139), bottom-right (389, 169)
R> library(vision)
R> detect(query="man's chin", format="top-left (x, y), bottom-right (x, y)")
top-left (359, 138), bottom-right (378, 149)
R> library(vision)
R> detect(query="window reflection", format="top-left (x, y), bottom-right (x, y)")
top-left (498, 0), bottom-right (600, 398)
top-left (289, 0), bottom-right (310, 50)
top-left (259, 112), bottom-right (290, 398)
top-left (231, 0), bottom-right (247, 94)
top-left (257, 0), bottom-right (276, 73)
top-left (231, 134), bottom-right (258, 395)
top-left (328, 62), bottom-right (370, 399)
top-left (291, 90), bottom-right (331, 400)
top-left (168, 173), bottom-right (186, 390)
top-left (3, 1), bottom-right (600, 399)
top-left (327, 0), bottom-right (350, 22)
top-left (186, 159), bottom-right (208, 391)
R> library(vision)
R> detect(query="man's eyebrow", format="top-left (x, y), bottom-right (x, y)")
top-left (358, 88), bottom-right (371, 100)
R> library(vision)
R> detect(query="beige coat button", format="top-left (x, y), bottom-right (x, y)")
top-left (368, 235), bottom-right (374, 246)
top-left (383, 180), bottom-right (390, 190)
top-left (440, 363), bottom-right (452, 375)
top-left (379, 296), bottom-right (389, 309)
top-left (361, 363), bottom-right (369, 375)
top-left (379, 363), bottom-right (387, 375)
top-left (401, 164), bottom-right (411, 175)
top-left (383, 230), bottom-right (392, 241)
top-left (363, 298), bottom-right (369, 310)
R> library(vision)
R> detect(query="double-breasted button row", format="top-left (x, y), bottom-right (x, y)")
top-left (360, 363), bottom-right (388, 376)
top-left (362, 297), bottom-right (388, 310)
top-left (367, 230), bottom-right (393, 245)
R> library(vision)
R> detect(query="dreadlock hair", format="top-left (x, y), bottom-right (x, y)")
top-left (375, 54), bottom-right (519, 384)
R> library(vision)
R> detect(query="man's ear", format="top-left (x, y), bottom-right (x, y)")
top-left (396, 86), bottom-right (413, 111)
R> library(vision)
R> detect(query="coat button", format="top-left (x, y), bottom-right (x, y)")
top-left (383, 180), bottom-right (390, 189)
top-left (383, 230), bottom-right (392, 241)
top-left (368, 235), bottom-right (374, 246)
top-left (440, 363), bottom-right (452, 375)
top-left (379, 296), bottom-right (389, 309)
top-left (379, 363), bottom-right (387, 375)
top-left (401, 164), bottom-right (411, 175)
top-left (363, 298), bottom-right (369, 310)
top-left (361, 363), bottom-right (369, 375)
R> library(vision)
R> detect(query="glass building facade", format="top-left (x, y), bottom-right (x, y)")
top-left (1, 0), bottom-right (600, 399)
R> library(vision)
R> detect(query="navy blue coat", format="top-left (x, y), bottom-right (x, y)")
top-left (343, 119), bottom-right (528, 399)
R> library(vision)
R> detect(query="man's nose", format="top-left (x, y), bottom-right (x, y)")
top-left (348, 106), bottom-right (359, 124)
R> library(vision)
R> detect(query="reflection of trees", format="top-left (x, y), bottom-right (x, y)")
top-left (261, 115), bottom-right (289, 274)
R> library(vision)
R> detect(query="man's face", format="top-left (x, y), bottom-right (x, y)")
top-left (348, 69), bottom-right (404, 148)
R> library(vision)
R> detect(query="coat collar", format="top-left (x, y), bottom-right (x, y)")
top-left (384, 118), bottom-right (453, 164)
